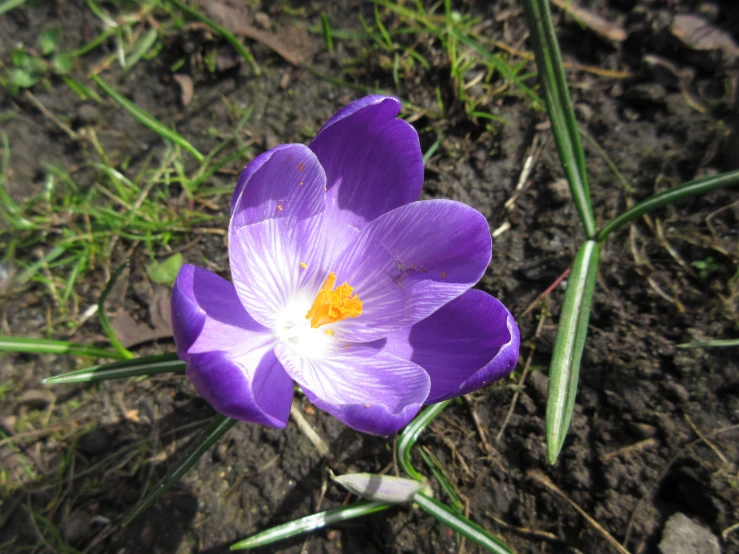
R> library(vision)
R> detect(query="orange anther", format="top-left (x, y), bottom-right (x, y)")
top-left (305, 272), bottom-right (363, 328)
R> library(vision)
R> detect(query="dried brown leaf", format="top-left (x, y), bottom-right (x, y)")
top-left (199, 0), bottom-right (315, 66)
top-left (111, 289), bottom-right (172, 348)
top-left (172, 74), bottom-right (194, 107)
top-left (551, 0), bottom-right (626, 43)
top-left (671, 14), bottom-right (739, 59)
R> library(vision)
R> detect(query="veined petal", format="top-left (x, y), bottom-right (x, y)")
top-left (274, 342), bottom-right (430, 436)
top-left (229, 144), bottom-right (338, 329)
top-left (230, 144), bottom-right (294, 214)
top-left (230, 144), bottom-right (325, 229)
top-left (329, 199), bottom-right (492, 342)
top-left (171, 265), bottom-right (293, 426)
top-left (309, 96), bottom-right (423, 256)
top-left (385, 289), bottom-right (520, 403)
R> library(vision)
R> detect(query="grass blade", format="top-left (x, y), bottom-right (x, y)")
top-left (166, 0), bottom-right (260, 75)
top-left (397, 401), bottom-right (450, 481)
top-left (446, 27), bottom-right (543, 108)
top-left (0, 0), bottom-right (26, 15)
top-left (522, 0), bottom-right (595, 238)
top-left (320, 12), bottom-right (333, 51)
top-left (597, 169), bottom-right (739, 242)
top-left (97, 260), bottom-right (134, 360)
top-left (413, 493), bottom-right (512, 554)
top-left (125, 27), bottom-right (159, 70)
top-left (91, 74), bottom-right (205, 162)
top-left (44, 353), bottom-right (184, 384)
top-left (230, 501), bottom-right (392, 550)
top-left (419, 447), bottom-right (463, 513)
top-left (546, 240), bottom-right (600, 464)
top-left (0, 336), bottom-right (125, 360)
top-left (122, 414), bottom-right (236, 526)
top-left (678, 338), bottom-right (739, 349)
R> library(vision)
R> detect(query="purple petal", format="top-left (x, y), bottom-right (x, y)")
top-left (329, 199), bottom-right (492, 342)
top-left (230, 144), bottom-right (326, 229)
top-left (230, 144), bottom-right (294, 214)
top-left (171, 264), bottom-right (293, 427)
top-left (274, 342), bottom-right (430, 435)
top-left (229, 144), bottom-right (339, 328)
top-left (309, 96), bottom-right (423, 255)
top-left (385, 289), bottom-right (520, 403)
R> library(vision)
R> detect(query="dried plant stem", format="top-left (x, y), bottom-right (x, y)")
top-left (685, 415), bottom-right (729, 466)
top-left (290, 400), bottom-right (330, 457)
top-left (485, 511), bottom-right (559, 541)
top-left (23, 90), bottom-right (81, 141)
top-left (528, 470), bottom-right (631, 554)
top-left (600, 438), bottom-right (657, 463)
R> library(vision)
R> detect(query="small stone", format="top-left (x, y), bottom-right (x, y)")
top-left (664, 381), bottom-right (690, 402)
top-left (78, 427), bottom-right (111, 456)
top-left (212, 440), bottom-right (229, 462)
top-left (254, 12), bottom-right (271, 30)
top-left (139, 521), bottom-right (155, 549)
top-left (62, 510), bottom-right (91, 544)
top-left (658, 513), bottom-right (720, 554)
top-left (75, 104), bottom-right (99, 126)
top-left (548, 178), bottom-right (571, 203)
top-left (575, 103), bottom-right (593, 121)
top-left (528, 370), bottom-right (549, 404)
top-left (19, 389), bottom-right (54, 409)
top-left (172, 493), bottom-right (198, 517)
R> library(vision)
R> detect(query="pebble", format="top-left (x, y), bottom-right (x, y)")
top-left (62, 510), bottom-right (91, 544)
top-left (254, 12), bottom-right (271, 30)
top-left (78, 427), bottom-right (111, 456)
top-left (75, 104), bottom-right (99, 126)
top-left (658, 513), bottom-right (720, 554)
top-left (528, 370), bottom-right (549, 404)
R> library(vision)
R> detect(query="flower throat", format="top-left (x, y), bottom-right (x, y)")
top-left (306, 272), bottom-right (362, 328)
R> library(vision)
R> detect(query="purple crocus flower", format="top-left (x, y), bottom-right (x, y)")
top-left (171, 96), bottom-right (520, 436)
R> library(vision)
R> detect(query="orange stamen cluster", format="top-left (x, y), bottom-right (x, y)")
top-left (306, 272), bottom-right (363, 328)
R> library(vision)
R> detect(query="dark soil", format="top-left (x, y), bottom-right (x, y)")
top-left (1, 1), bottom-right (738, 553)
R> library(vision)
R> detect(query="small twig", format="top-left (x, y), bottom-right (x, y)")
top-left (439, 435), bottom-right (472, 477)
top-left (457, 496), bottom-right (470, 554)
top-left (654, 218), bottom-right (699, 280)
top-left (493, 135), bottom-right (543, 238)
top-left (550, 0), bottom-right (627, 42)
top-left (520, 267), bottom-right (571, 318)
top-left (685, 414), bottom-right (729, 466)
top-left (528, 470), bottom-right (631, 554)
top-left (485, 511), bottom-right (560, 541)
top-left (290, 400), bottom-right (330, 457)
top-left (722, 522), bottom-right (739, 541)
top-left (646, 276), bottom-right (685, 312)
top-left (23, 90), bottom-right (82, 141)
top-left (600, 438), bottom-right (657, 463)
top-left (492, 40), bottom-right (632, 78)
top-left (464, 395), bottom-right (492, 456)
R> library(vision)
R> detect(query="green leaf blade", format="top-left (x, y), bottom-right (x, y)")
top-left (230, 501), bottom-right (392, 550)
top-left (44, 352), bottom-right (184, 384)
top-left (413, 493), bottom-right (513, 554)
top-left (546, 240), bottom-right (600, 464)
top-left (122, 414), bottom-right (236, 526)
top-left (397, 400), bottom-right (450, 481)
top-left (0, 336), bottom-right (125, 360)
top-left (147, 253), bottom-right (184, 286)
top-left (522, 0), bottom-right (595, 238)
top-left (91, 74), bottom-right (205, 162)
top-left (597, 169), bottom-right (739, 242)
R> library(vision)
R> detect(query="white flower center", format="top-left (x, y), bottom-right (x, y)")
top-left (275, 293), bottom-right (336, 359)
